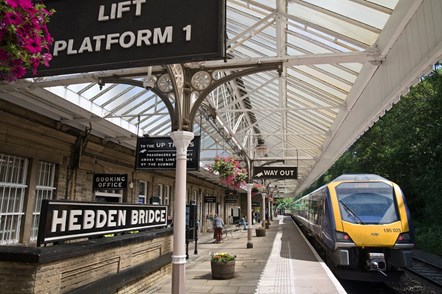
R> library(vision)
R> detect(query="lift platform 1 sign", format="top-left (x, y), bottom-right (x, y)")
top-left (36, 0), bottom-right (226, 76)
top-left (253, 166), bottom-right (298, 180)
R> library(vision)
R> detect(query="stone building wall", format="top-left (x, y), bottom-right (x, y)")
top-left (0, 230), bottom-right (172, 294)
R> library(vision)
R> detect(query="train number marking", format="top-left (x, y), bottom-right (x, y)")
top-left (383, 228), bottom-right (401, 233)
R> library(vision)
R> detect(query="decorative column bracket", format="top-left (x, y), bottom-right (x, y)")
top-left (97, 62), bottom-right (283, 133)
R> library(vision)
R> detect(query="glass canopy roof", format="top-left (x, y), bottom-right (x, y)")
top-left (2, 0), bottom-right (409, 196)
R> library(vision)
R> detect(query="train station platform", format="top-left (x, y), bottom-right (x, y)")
top-left (147, 215), bottom-right (347, 293)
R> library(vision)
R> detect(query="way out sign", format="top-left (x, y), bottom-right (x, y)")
top-left (253, 166), bottom-right (298, 180)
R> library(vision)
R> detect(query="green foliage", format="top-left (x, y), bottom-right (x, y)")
top-left (274, 197), bottom-right (295, 211)
top-left (211, 252), bottom-right (236, 263)
top-left (306, 68), bottom-right (442, 254)
top-left (414, 223), bottom-right (442, 256)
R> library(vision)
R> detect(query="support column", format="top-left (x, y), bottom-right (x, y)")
top-left (262, 193), bottom-right (266, 226)
top-left (246, 183), bottom-right (253, 248)
top-left (170, 131), bottom-right (195, 294)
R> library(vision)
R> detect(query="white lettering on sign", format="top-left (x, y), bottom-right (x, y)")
top-left (131, 209), bottom-right (166, 225)
top-left (98, 0), bottom-right (146, 21)
top-left (261, 169), bottom-right (296, 177)
top-left (53, 27), bottom-right (174, 56)
top-left (83, 210), bottom-right (95, 229)
top-left (51, 210), bottom-right (67, 232)
top-left (50, 209), bottom-right (127, 233)
top-left (52, 1), bottom-right (192, 57)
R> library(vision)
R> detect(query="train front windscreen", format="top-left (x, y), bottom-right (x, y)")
top-left (336, 182), bottom-right (399, 225)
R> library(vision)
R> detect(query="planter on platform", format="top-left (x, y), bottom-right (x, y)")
top-left (211, 260), bottom-right (235, 279)
top-left (211, 252), bottom-right (236, 279)
top-left (255, 227), bottom-right (266, 237)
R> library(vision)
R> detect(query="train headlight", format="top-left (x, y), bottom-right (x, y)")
top-left (396, 232), bottom-right (412, 243)
top-left (335, 231), bottom-right (353, 242)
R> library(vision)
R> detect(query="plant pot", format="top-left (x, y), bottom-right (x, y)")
top-left (211, 260), bottom-right (235, 279)
top-left (255, 228), bottom-right (266, 237)
top-left (265, 222), bottom-right (270, 229)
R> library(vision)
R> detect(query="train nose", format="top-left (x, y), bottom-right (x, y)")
top-left (366, 253), bottom-right (386, 271)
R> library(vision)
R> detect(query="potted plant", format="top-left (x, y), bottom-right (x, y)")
top-left (0, 0), bottom-right (55, 82)
top-left (255, 227), bottom-right (266, 237)
top-left (210, 252), bottom-right (236, 279)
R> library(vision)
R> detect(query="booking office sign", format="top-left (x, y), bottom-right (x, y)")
top-left (37, 0), bottom-right (226, 76)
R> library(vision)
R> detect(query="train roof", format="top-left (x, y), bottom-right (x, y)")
top-left (331, 174), bottom-right (388, 182)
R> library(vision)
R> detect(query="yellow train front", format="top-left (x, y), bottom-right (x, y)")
top-left (292, 174), bottom-right (414, 282)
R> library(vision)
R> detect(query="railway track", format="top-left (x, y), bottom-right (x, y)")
top-left (405, 256), bottom-right (442, 288)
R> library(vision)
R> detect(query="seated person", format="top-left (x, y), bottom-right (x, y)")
top-left (238, 217), bottom-right (248, 230)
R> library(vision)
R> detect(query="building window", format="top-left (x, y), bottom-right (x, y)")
top-left (138, 181), bottom-right (147, 204)
top-left (191, 190), bottom-right (197, 205)
top-left (156, 184), bottom-right (163, 204)
top-left (95, 190), bottom-right (123, 203)
top-left (164, 185), bottom-right (170, 206)
top-left (30, 161), bottom-right (56, 241)
top-left (0, 154), bottom-right (28, 245)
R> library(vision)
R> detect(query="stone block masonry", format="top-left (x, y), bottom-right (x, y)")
top-left (0, 228), bottom-right (173, 294)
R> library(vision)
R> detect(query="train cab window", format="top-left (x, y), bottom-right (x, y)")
top-left (336, 182), bottom-right (399, 224)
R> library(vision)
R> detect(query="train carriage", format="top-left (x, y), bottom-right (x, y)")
top-left (291, 174), bottom-right (414, 281)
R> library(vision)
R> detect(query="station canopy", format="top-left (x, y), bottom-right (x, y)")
top-left (1, 0), bottom-right (438, 197)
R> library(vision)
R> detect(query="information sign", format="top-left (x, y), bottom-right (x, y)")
top-left (204, 196), bottom-right (216, 203)
top-left (93, 173), bottom-right (127, 189)
top-left (37, 200), bottom-right (168, 246)
top-left (253, 166), bottom-right (298, 180)
top-left (135, 136), bottom-right (200, 170)
top-left (35, 0), bottom-right (226, 76)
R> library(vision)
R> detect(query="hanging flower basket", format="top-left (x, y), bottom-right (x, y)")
top-left (0, 0), bottom-right (55, 82)
top-left (208, 157), bottom-right (248, 188)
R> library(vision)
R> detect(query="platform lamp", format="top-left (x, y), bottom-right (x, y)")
top-left (255, 138), bottom-right (268, 158)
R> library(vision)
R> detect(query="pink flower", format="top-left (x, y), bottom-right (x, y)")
top-left (0, 0), bottom-right (54, 81)
top-left (0, 49), bottom-right (10, 63)
top-left (24, 36), bottom-right (42, 54)
top-left (5, 0), bottom-right (33, 10)
top-left (30, 57), bottom-right (40, 75)
top-left (42, 53), bottom-right (52, 67)
top-left (3, 12), bottom-right (24, 26)
top-left (11, 64), bottom-right (26, 80)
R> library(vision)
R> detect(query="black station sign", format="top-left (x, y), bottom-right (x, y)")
top-left (135, 136), bottom-right (200, 170)
top-left (225, 196), bottom-right (238, 204)
top-left (253, 166), bottom-right (298, 180)
top-left (37, 0), bottom-right (226, 76)
top-left (93, 173), bottom-right (127, 189)
top-left (204, 196), bottom-right (216, 203)
top-left (37, 200), bottom-right (168, 246)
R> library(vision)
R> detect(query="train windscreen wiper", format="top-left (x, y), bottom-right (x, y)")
top-left (339, 200), bottom-right (366, 225)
